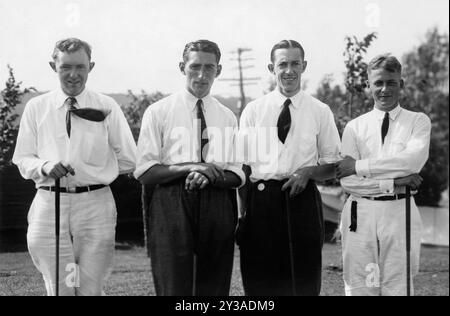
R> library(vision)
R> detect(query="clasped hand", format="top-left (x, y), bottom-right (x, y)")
top-left (185, 163), bottom-right (225, 191)
top-left (42, 161), bottom-right (75, 179)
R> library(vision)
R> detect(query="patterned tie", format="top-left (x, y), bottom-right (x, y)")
top-left (196, 99), bottom-right (208, 162)
top-left (65, 97), bottom-right (108, 138)
top-left (277, 98), bottom-right (292, 144)
top-left (381, 112), bottom-right (390, 145)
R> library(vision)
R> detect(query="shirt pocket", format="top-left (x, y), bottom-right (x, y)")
top-left (389, 138), bottom-right (407, 154)
top-left (81, 125), bottom-right (109, 167)
top-left (298, 134), bottom-right (317, 155)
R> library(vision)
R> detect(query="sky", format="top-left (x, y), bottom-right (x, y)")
top-left (0, 0), bottom-right (448, 98)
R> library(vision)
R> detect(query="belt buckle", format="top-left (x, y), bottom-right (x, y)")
top-left (67, 187), bottom-right (77, 193)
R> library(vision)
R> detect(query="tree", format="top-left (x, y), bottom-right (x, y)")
top-left (121, 90), bottom-right (165, 141)
top-left (120, 89), bottom-right (165, 256)
top-left (0, 65), bottom-right (35, 170)
top-left (400, 28), bottom-right (449, 206)
top-left (343, 33), bottom-right (378, 122)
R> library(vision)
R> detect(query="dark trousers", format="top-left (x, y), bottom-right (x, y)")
top-left (148, 181), bottom-right (237, 296)
top-left (240, 180), bottom-right (324, 296)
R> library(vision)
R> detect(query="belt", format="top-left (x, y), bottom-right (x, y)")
top-left (362, 194), bottom-right (407, 201)
top-left (39, 184), bottom-right (106, 193)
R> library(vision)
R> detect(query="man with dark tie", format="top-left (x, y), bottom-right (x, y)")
top-left (237, 40), bottom-right (341, 296)
top-left (134, 40), bottom-right (245, 296)
top-left (12, 38), bottom-right (137, 295)
top-left (335, 54), bottom-right (431, 295)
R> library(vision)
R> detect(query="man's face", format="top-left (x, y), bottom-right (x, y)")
top-left (180, 51), bottom-right (221, 99)
top-left (50, 49), bottom-right (94, 97)
top-left (269, 47), bottom-right (307, 97)
top-left (367, 68), bottom-right (404, 112)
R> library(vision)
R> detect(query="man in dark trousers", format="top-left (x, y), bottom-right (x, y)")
top-left (237, 39), bottom-right (341, 296)
top-left (134, 40), bottom-right (245, 296)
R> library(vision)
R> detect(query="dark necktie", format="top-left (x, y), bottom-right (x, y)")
top-left (381, 112), bottom-right (390, 145)
top-left (65, 97), bottom-right (108, 138)
top-left (277, 98), bottom-right (292, 144)
top-left (196, 99), bottom-right (209, 162)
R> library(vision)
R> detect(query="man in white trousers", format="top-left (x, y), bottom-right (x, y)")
top-left (335, 54), bottom-right (431, 296)
top-left (13, 38), bottom-right (137, 296)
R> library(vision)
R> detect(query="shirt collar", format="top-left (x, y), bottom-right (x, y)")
top-left (182, 89), bottom-right (212, 112)
top-left (272, 88), bottom-right (303, 109)
top-left (372, 104), bottom-right (402, 121)
top-left (55, 87), bottom-right (88, 109)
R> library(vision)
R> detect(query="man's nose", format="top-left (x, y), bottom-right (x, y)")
top-left (69, 68), bottom-right (78, 77)
top-left (198, 67), bottom-right (206, 79)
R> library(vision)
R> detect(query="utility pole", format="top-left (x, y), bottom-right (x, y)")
top-left (220, 48), bottom-right (260, 120)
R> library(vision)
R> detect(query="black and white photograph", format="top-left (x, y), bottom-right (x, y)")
top-left (0, 0), bottom-right (448, 301)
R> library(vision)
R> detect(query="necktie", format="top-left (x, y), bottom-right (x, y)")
top-left (196, 99), bottom-right (208, 162)
top-left (381, 112), bottom-right (390, 145)
top-left (277, 98), bottom-right (292, 144)
top-left (65, 97), bottom-right (108, 138)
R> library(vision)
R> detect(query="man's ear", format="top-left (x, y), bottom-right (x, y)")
top-left (49, 61), bottom-right (56, 72)
top-left (366, 80), bottom-right (370, 89)
top-left (215, 64), bottom-right (222, 78)
top-left (179, 62), bottom-right (186, 74)
top-left (268, 63), bottom-right (274, 74)
top-left (301, 60), bottom-right (308, 73)
top-left (400, 78), bottom-right (405, 89)
top-left (89, 62), bottom-right (95, 72)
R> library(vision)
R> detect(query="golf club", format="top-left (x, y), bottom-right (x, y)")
top-left (284, 191), bottom-right (297, 296)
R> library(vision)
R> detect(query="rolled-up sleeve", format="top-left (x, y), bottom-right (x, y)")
top-left (12, 101), bottom-right (48, 182)
top-left (318, 106), bottom-right (341, 164)
top-left (225, 116), bottom-right (246, 188)
top-left (134, 108), bottom-right (162, 179)
top-left (108, 101), bottom-right (137, 174)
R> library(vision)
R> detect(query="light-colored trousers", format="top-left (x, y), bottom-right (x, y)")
top-left (27, 187), bottom-right (117, 296)
top-left (339, 196), bottom-right (422, 296)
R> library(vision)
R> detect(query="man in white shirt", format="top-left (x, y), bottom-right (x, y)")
top-left (335, 54), bottom-right (431, 295)
top-left (12, 38), bottom-right (137, 296)
top-left (237, 40), bottom-right (341, 296)
top-left (134, 40), bottom-right (245, 296)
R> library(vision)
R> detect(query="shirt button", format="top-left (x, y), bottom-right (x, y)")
top-left (257, 183), bottom-right (265, 191)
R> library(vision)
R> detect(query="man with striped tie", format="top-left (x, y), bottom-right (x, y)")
top-left (12, 38), bottom-right (137, 295)
top-left (335, 54), bottom-right (431, 295)
top-left (237, 40), bottom-right (341, 296)
top-left (134, 40), bottom-right (245, 296)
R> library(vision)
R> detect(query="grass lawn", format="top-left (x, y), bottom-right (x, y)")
top-left (0, 243), bottom-right (448, 296)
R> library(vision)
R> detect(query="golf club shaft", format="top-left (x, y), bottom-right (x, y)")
top-left (193, 254), bottom-right (197, 296)
top-left (406, 186), bottom-right (411, 296)
top-left (55, 178), bottom-right (60, 296)
top-left (285, 192), bottom-right (297, 296)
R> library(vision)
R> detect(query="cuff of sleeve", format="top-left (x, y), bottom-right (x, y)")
top-left (39, 160), bottom-right (50, 178)
top-left (379, 179), bottom-right (394, 194)
top-left (133, 160), bottom-right (160, 180)
top-left (226, 165), bottom-right (246, 189)
top-left (355, 159), bottom-right (371, 177)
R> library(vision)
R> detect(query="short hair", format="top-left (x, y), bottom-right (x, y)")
top-left (270, 40), bottom-right (305, 63)
top-left (367, 54), bottom-right (402, 75)
top-left (182, 40), bottom-right (221, 64)
top-left (52, 38), bottom-right (92, 61)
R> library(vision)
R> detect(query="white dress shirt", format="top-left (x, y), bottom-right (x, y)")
top-left (239, 89), bottom-right (341, 182)
top-left (13, 88), bottom-right (137, 188)
top-left (340, 105), bottom-right (431, 197)
top-left (134, 89), bottom-right (245, 186)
